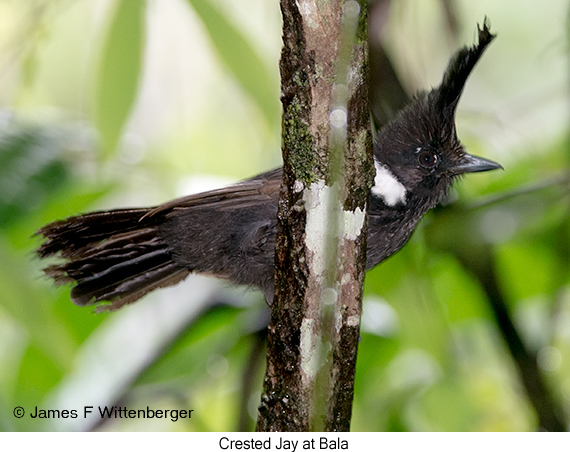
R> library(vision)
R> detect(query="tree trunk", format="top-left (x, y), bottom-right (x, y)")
top-left (256, 0), bottom-right (373, 432)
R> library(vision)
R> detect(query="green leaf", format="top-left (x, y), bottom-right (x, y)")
top-left (95, 0), bottom-right (146, 157)
top-left (187, 0), bottom-right (279, 130)
top-left (430, 254), bottom-right (492, 323)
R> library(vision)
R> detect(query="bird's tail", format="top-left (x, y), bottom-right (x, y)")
top-left (35, 209), bottom-right (189, 310)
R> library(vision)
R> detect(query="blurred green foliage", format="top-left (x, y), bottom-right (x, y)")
top-left (0, 0), bottom-right (568, 432)
top-left (95, 0), bottom-right (146, 158)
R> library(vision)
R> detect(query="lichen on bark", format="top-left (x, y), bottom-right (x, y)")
top-left (257, 0), bottom-right (372, 432)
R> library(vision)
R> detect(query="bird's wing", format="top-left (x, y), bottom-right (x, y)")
top-left (144, 167), bottom-right (282, 216)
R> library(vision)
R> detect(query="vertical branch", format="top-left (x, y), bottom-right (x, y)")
top-left (256, 0), bottom-right (373, 432)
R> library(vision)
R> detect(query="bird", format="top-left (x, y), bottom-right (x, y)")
top-left (35, 20), bottom-right (502, 311)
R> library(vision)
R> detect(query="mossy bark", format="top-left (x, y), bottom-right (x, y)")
top-left (256, 0), bottom-right (373, 432)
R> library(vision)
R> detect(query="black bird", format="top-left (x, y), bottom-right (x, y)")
top-left (36, 21), bottom-right (502, 311)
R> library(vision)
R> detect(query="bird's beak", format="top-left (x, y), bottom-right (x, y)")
top-left (452, 153), bottom-right (503, 175)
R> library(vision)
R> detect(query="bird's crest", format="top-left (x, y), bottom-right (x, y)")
top-left (436, 18), bottom-right (496, 119)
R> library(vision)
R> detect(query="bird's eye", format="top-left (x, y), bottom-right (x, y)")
top-left (418, 151), bottom-right (438, 168)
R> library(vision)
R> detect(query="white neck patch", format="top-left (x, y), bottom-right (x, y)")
top-left (371, 158), bottom-right (407, 206)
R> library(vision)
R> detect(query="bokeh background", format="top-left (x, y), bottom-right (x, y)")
top-left (0, 0), bottom-right (568, 431)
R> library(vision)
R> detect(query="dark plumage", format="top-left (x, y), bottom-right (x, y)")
top-left (36, 20), bottom-right (502, 311)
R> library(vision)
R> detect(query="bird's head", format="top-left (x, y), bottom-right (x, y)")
top-left (372, 19), bottom-right (502, 210)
